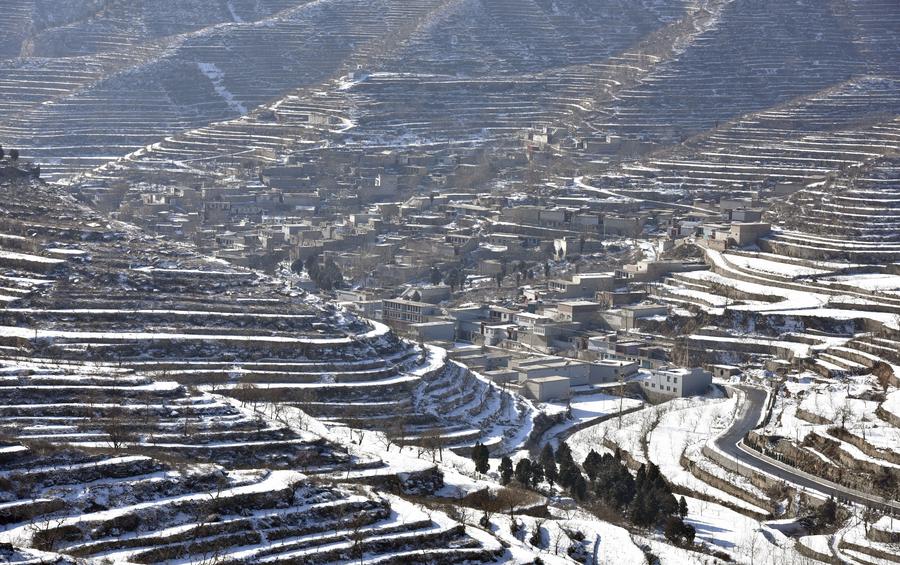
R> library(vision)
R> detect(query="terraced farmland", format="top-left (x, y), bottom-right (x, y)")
top-left (0, 170), bottom-right (521, 562)
top-left (1, 0), bottom-right (703, 182)
top-left (2, 2), bottom-right (900, 563)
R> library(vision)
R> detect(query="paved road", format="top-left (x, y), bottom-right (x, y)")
top-left (715, 385), bottom-right (900, 514)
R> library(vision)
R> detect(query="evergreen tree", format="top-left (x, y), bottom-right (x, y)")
top-left (664, 516), bottom-right (685, 545)
top-left (646, 462), bottom-right (661, 486)
top-left (572, 472), bottom-right (588, 500)
top-left (583, 449), bottom-right (602, 482)
top-left (530, 460), bottom-right (544, 488)
top-left (684, 523), bottom-right (696, 545)
top-left (559, 464), bottom-right (581, 490)
top-left (316, 258), bottom-right (344, 290)
top-left (678, 496), bottom-right (688, 519)
top-left (499, 456), bottom-right (513, 485)
top-left (593, 454), bottom-right (635, 510)
top-left (472, 443), bottom-right (489, 474)
top-left (304, 254), bottom-right (319, 278)
top-left (540, 444), bottom-right (558, 487)
top-left (815, 498), bottom-right (838, 532)
top-left (627, 460), bottom-right (679, 528)
top-left (555, 442), bottom-right (574, 470)
top-left (630, 490), bottom-right (653, 528)
top-left (515, 458), bottom-right (532, 486)
top-left (430, 266), bottom-right (442, 285)
top-left (634, 464), bottom-right (647, 492)
top-left (446, 269), bottom-right (464, 292)
top-left (539, 444), bottom-right (555, 467)
top-left (657, 490), bottom-right (679, 518)
top-left (663, 516), bottom-right (696, 546)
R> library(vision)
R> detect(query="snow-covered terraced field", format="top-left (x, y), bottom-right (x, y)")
top-left (648, 154), bottom-right (900, 340)
top-left (0, 170), bottom-right (506, 563)
top-left (569, 390), bottom-right (776, 516)
top-left (564, 388), bottom-right (828, 564)
top-left (756, 367), bottom-right (900, 499)
top-left (587, 0), bottom-right (899, 146)
top-left (770, 155), bottom-right (900, 258)
top-left (0, 158), bottom-right (543, 459)
top-left (0, 442), bottom-right (498, 564)
top-left (2, 0), bottom-right (700, 183)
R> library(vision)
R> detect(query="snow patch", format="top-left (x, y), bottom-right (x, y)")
top-left (197, 62), bottom-right (248, 115)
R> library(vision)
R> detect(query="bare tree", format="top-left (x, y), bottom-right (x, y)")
top-left (418, 427), bottom-right (445, 462)
top-left (104, 406), bottom-right (137, 449)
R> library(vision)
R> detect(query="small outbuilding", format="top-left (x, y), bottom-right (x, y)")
top-left (522, 376), bottom-right (571, 402)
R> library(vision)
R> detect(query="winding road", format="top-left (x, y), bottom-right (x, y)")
top-left (716, 385), bottom-right (900, 514)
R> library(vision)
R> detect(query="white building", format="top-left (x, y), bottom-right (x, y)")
top-left (639, 366), bottom-right (711, 399)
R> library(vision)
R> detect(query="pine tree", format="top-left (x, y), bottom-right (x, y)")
top-left (514, 458), bottom-right (532, 486)
top-left (816, 498), bottom-right (838, 531)
top-left (678, 496), bottom-right (688, 519)
top-left (499, 456), bottom-right (513, 485)
top-left (635, 464), bottom-right (647, 492)
top-left (630, 490), bottom-right (653, 528)
top-left (664, 516), bottom-right (685, 544)
top-left (683, 523), bottom-right (696, 545)
top-left (555, 442), bottom-right (574, 470)
top-left (472, 443), bottom-right (489, 474)
top-left (572, 473), bottom-right (588, 500)
top-left (658, 490), bottom-right (679, 518)
top-left (530, 461), bottom-right (544, 488)
top-left (559, 464), bottom-right (580, 490)
top-left (540, 444), bottom-right (558, 487)
top-left (446, 269), bottom-right (463, 292)
top-left (555, 442), bottom-right (571, 463)
top-left (583, 449), bottom-right (602, 482)
top-left (316, 258), bottom-right (344, 290)
top-left (646, 462), bottom-right (661, 486)
top-left (304, 254), bottom-right (319, 278)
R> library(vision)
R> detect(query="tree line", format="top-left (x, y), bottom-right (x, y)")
top-left (291, 253), bottom-right (345, 291)
top-left (472, 441), bottom-right (697, 547)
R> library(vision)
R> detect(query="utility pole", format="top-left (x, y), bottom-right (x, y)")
top-left (618, 372), bottom-right (624, 430)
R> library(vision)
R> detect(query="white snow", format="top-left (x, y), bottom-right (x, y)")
top-left (197, 62), bottom-right (248, 115)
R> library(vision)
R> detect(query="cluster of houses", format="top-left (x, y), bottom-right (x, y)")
top-left (333, 252), bottom-right (725, 402)
top-left (84, 141), bottom-right (780, 405)
top-left (439, 344), bottom-right (713, 403)
top-left (95, 135), bottom-right (773, 284)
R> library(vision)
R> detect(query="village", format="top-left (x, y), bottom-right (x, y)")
top-left (0, 0), bottom-right (899, 564)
